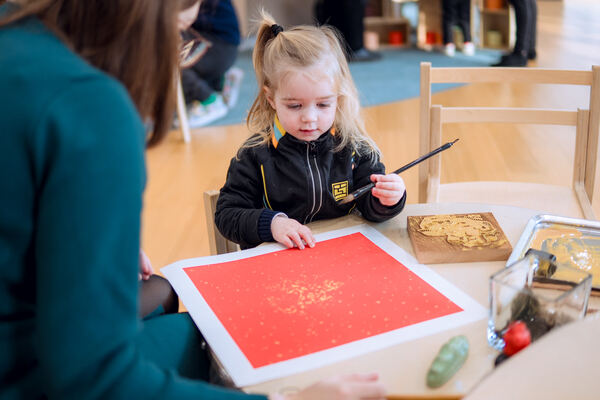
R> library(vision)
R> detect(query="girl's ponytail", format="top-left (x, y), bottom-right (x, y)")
top-left (246, 11), bottom-right (280, 137)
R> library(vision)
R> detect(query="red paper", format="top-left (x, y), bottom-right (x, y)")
top-left (184, 232), bottom-right (462, 368)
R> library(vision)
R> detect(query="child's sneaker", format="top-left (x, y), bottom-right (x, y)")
top-left (462, 42), bottom-right (475, 56)
top-left (187, 93), bottom-right (228, 128)
top-left (443, 43), bottom-right (456, 57)
top-left (221, 67), bottom-right (244, 108)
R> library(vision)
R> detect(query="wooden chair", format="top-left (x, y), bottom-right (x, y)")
top-left (419, 62), bottom-right (600, 220)
top-left (176, 74), bottom-right (191, 143)
top-left (203, 190), bottom-right (240, 255)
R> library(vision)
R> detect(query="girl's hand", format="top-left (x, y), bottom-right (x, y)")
top-left (370, 173), bottom-right (406, 206)
top-left (271, 215), bottom-right (316, 249)
top-left (271, 373), bottom-right (387, 400)
top-left (139, 249), bottom-right (153, 281)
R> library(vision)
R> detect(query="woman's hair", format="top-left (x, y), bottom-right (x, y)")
top-left (245, 12), bottom-right (380, 158)
top-left (0, 0), bottom-right (199, 147)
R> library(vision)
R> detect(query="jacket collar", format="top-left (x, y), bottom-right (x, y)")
top-left (271, 114), bottom-right (286, 148)
top-left (271, 115), bottom-right (336, 149)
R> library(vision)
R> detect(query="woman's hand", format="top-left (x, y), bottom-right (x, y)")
top-left (370, 173), bottom-right (406, 206)
top-left (177, 2), bottom-right (200, 31)
top-left (271, 215), bottom-right (315, 249)
top-left (271, 373), bottom-right (387, 400)
top-left (138, 249), bottom-right (153, 281)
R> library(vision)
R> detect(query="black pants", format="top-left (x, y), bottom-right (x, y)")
top-left (442, 0), bottom-right (472, 44)
top-left (315, 0), bottom-right (368, 53)
top-left (509, 0), bottom-right (537, 56)
top-left (181, 32), bottom-right (238, 104)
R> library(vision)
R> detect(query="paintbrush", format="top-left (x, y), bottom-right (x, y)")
top-left (338, 139), bottom-right (459, 205)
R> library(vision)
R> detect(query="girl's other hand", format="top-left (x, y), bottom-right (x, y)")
top-left (271, 373), bottom-right (387, 400)
top-left (370, 173), bottom-right (406, 206)
top-left (271, 215), bottom-right (315, 249)
top-left (139, 249), bottom-right (153, 281)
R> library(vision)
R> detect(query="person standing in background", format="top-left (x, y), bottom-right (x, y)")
top-left (181, 0), bottom-right (244, 127)
top-left (441, 0), bottom-right (475, 57)
top-left (493, 0), bottom-right (537, 66)
top-left (315, 0), bottom-right (382, 62)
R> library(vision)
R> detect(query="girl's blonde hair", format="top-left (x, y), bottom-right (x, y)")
top-left (245, 12), bottom-right (380, 159)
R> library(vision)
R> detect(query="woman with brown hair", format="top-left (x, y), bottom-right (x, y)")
top-left (0, 1), bottom-right (386, 399)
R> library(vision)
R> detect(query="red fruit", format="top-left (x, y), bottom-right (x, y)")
top-left (503, 321), bottom-right (531, 356)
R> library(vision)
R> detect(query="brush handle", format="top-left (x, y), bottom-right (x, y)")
top-left (348, 182), bottom-right (375, 200)
top-left (344, 139), bottom-right (458, 203)
top-left (391, 139), bottom-right (457, 175)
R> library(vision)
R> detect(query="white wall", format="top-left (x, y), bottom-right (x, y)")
top-left (233, 0), bottom-right (318, 37)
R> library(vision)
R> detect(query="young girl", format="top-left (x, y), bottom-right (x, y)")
top-left (216, 13), bottom-right (406, 250)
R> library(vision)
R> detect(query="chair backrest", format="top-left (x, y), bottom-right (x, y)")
top-left (419, 62), bottom-right (600, 219)
top-left (203, 190), bottom-right (240, 255)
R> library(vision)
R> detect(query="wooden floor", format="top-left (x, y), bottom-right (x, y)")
top-left (144, 0), bottom-right (600, 268)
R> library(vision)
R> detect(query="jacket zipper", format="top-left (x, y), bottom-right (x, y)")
top-left (304, 142), bottom-right (323, 224)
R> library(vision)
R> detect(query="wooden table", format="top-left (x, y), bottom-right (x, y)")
top-left (465, 315), bottom-right (600, 400)
top-left (243, 202), bottom-right (544, 397)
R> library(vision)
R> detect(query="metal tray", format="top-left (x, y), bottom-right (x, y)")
top-left (507, 214), bottom-right (600, 289)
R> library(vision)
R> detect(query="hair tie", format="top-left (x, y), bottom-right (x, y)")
top-left (271, 24), bottom-right (283, 37)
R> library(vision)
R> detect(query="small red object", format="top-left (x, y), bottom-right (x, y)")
top-left (503, 321), bottom-right (531, 356)
top-left (388, 31), bottom-right (404, 45)
top-left (486, 0), bottom-right (506, 10)
top-left (426, 32), bottom-right (436, 45)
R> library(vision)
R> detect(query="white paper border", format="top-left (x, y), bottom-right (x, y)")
top-left (161, 224), bottom-right (486, 387)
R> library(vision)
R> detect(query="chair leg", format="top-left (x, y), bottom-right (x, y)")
top-left (176, 75), bottom-right (191, 143)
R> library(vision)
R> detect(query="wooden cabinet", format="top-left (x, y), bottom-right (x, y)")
top-left (415, 0), bottom-right (443, 50)
top-left (365, 0), bottom-right (412, 46)
top-left (414, 0), bottom-right (514, 50)
top-left (476, 0), bottom-right (515, 49)
top-left (231, 0), bottom-right (514, 51)
top-left (416, 0), bottom-right (482, 50)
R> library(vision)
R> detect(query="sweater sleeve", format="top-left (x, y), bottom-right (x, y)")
top-left (352, 152), bottom-right (406, 222)
top-left (32, 78), bottom-right (265, 400)
top-left (215, 147), bottom-right (275, 249)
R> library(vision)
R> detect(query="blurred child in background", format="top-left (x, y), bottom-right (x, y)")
top-left (441, 0), bottom-right (475, 57)
top-left (181, 0), bottom-right (244, 127)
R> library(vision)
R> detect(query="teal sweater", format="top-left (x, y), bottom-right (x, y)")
top-left (0, 15), bottom-right (265, 400)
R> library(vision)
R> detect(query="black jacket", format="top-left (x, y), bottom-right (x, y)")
top-left (215, 130), bottom-right (406, 248)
